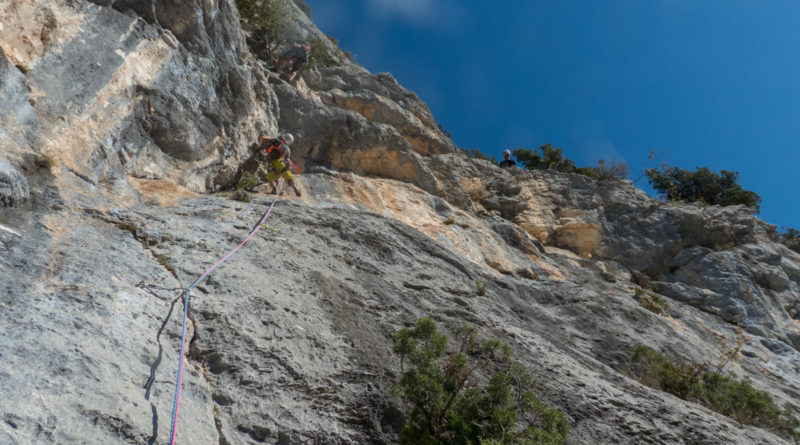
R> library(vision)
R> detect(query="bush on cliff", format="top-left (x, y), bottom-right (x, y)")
top-left (391, 317), bottom-right (568, 445)
top-left (513, 144), bottom-right (576, 173)
top-left (309, 35), bottom-right (340, 69)
top-left (631, 344), bottom-right (799, 440)
top-left (645, 165), bottom-right (762, 212)
top-left (235, 0), bottom-right (292, 62)
top-left (779, 228), bottom-right (800, 254)
top-left (513, 145), bottom-right (628, 180)
top-left (459, 147), bottom-right (498, 164)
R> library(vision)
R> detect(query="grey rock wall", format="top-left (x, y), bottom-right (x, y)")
top-left (0, 159), bottom-right (30, 208)
top-left (2, 182), bottom-right (796, 444)
top-left (1, 0), bottom-right (799, 444)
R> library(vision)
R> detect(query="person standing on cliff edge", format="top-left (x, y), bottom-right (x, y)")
top-left (499, 150), bottom-right (516, 169)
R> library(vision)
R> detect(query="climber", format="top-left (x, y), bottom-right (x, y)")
top-left (499, 149), bottom-right (516, 169)
top-left (259, 133), bottom-right (302, 197)
top-left (275, 41), bottom-right (311, 83)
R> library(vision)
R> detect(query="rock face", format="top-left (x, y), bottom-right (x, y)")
top-left (1, 1), bottom-right (799, 445)
top-left (0, 159), bottom-right (30, 207)
top-left (0, 0), bottom-right (277, 192)
top-left (303, 67), bottom-right (457, 157)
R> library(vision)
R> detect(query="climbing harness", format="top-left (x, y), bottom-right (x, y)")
top-left (285, 158), bottom-right (303, 175)
top-left (145, 179), bottom-right (284, 445)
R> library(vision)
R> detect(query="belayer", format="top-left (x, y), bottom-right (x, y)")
top-left (275, 41), bottom-right (311, 83)
top-left (258, 133), bottom-right (302, 197)
top-left (499, 149), bottom-right (516, 169)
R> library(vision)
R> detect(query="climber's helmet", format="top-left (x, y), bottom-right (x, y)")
top-left (284, 133), bottom-right (295, 145)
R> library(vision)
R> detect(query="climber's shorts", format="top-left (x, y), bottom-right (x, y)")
top-left (266, 159), bottom-right (294, 182)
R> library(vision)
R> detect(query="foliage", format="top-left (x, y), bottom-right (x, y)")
top-left (778, 227), bottom-right (800, 254)
top-left (235, 0), bottom-right (293, 62)
top-left (510, 144), bottom-right (629, 181)
top-left (781, 228), bottom-right (800, 240)
top-left (35, 154), bottom-right (54, 169)
top-left (631, 149), bottom-right (663, 184)
top-left (237, 172), bottom-right (259, 191)
top-left (438, 123), bottom-right (453, 140)
top-left (635, 288), bottom-right (669, 315)
top-left (645, 165), bottom-right (762, 212)
top-left (585, 158), bottom-right (630, 180)
top-left (24, 154), bottom-right (54, 173)
top-left (459, 147), bottom-right (497, 164)
top-left (392, 318), bottom-right (569, 445)
top-left (512, 144), bottom-right (576, 173)
top-left (341, 47), bottom-right (355, 61)
top-left (292, 0), bottom-right (311, 18)
top-left (116, 222), bottom-right (138, 236)
top-left (155, 254), bottom-right (170, 266)
top-left (308, 35), bottom-right (340, 69)
top-left (155, 253), bottom-right (177, 274)
top-left (474, 280), bottom-right (488, 296)
top-left (231, 189), bottom-right (252, 202)
top-left (630, 344), bottom-right (799, 440)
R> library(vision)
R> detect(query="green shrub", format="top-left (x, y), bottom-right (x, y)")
top-left (459, 147), bottom-right (497, 163)
top-left (635, 288), bottom-right (669, 315)
top-left (308, 35), bottom-right (339, 69)
top-left (117, 222), bottom-right (138, 236)
top-left (235, 0), bottom-right (293, 62)
top-left (392, 318), bottom-right (569, 445)
top-left (35, 154), bottom-right (54, 169)
top-left (155, 254), bottom-right (170, 266)
top-left (511, 145), bottom-right (628, 181)
top-left (237, 172), bottom-right (259, 191)
top-left (630, 345), bottom-right (799, 440)
top-left (475, 280), bottom-right (488, 296)
top-left (779, 228), bottom-right (800, 254)
top-left (586, 159), bottom-right (629, 180)
top-left (437, 123), bottom-right (453, 140)
top-left (645, 166), bottom-right (762, 212)
top-left (512, 144), bottom-right (576, 173)
top-left (155, 253), bottom-right (177, 274)
top-left (231, 189), bottom-right (252, 202)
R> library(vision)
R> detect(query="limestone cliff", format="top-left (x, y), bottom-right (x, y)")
top-left (1, 1), bottom-right (798, 444)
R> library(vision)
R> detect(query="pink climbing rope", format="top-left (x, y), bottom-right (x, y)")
top-left (168, 179), bottom-right (284, 444)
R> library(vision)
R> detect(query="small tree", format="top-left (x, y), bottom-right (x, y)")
top-left (589, 159), bottom-right (629, 180)
top-left (308, 35), bottom-right (339, 69)
top-left (512, 144), bottom-right (576, 173)
top-left (392, 318), bottom-right (568, 445)
top-left (645, 165), bottom-right (761, 212)
top-left (235, 0), bottom-right (293, 62)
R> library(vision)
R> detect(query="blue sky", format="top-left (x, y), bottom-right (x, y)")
top-left (303, 0), bottom-right (800, 230)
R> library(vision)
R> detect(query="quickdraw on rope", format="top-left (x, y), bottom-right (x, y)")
top-left (154, 179), bottom-right (284, 445)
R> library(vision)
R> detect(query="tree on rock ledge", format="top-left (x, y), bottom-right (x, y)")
top-left (391, 317), bottom-right (568, 445)
top-left (646, 165), bottom-right (762, 212)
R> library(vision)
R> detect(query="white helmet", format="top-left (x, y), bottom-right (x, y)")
top-left (283, 133), bottom-right (295, 145)
top-left (503, 149), bottom-right (511, 157)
